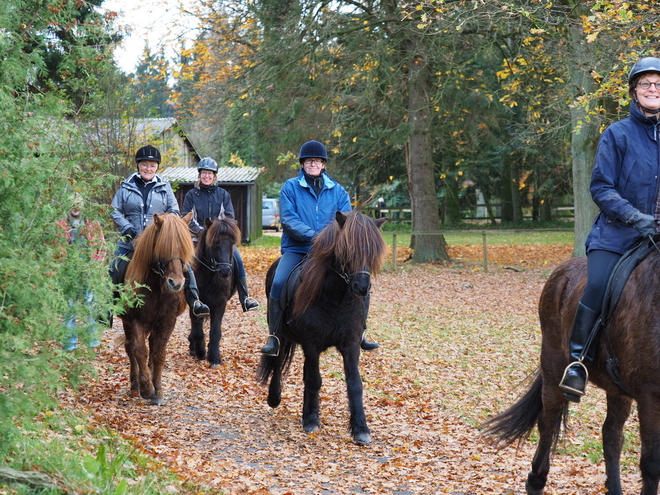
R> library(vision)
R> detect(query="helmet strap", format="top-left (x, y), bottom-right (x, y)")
top-left (635, 98), bottom-right (660, 115)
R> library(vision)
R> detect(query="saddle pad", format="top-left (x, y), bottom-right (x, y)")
top-left (278, 258), bottom-right (308, 311)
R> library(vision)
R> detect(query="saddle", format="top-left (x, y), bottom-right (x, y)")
top-left (277, 257), bottom-right (308, 312)
top-left (600, 236), bottom-right (658, 393)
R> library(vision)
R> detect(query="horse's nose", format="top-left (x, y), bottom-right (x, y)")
top-left (167, 278), bottom-right (184, 292)
top-left (351, 277), bottom-right (371, 298)
top-left (218, 266), bottom-right (232, 279)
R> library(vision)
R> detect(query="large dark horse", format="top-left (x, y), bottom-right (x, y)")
top-left (485, 250), bottom-right (660, 494)
top-left (120, 212), bottom-right (194, 406)
top-left (188, 216), bottom-right (240, 368)
top-left (257, 210), bottom-right (387, 445)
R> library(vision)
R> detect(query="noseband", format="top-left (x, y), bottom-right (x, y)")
top-left (333, 267), bottom-right (371, 286)
top-left (193, 254), bottom-right (233, 273)
top-left (152, 257), bottom-right (186, 278)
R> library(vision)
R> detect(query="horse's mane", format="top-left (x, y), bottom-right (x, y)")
top-left (196, 217), bottom-right (241, 260)
top-left (126, 213), bottom-right (195, 285)
top-left (293, 210), bottom-right (386, 315)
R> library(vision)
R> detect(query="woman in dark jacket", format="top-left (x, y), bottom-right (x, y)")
top-left (260, 140), bottom-right (378, 356)
top-left (109, 145), bottom-right (210, 320)
top-left (181, 157), bottom-right (258, 312)
top-left (559, 57), bottom-right (660, 402)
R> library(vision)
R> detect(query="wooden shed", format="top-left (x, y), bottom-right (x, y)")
top-left (160, 166), bottom-right (262, 244)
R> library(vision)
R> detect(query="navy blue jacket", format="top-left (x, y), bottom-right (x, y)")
top-left (280, 170), bottom-right (351, 254)
top-left (586, 103), bottom-right (660, 254)
top-left (181, 183), bottom-right (235, 234)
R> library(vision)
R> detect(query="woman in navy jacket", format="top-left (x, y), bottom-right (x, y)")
top-left (181, 157), bottom-right (258, 312)
top-left (260, 140), bottom-right (378, 356)
top-left (559, 58), bottom-right (660, 402)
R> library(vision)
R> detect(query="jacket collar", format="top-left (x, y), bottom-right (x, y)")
top-left (297, 170), bottom-right (335, 189)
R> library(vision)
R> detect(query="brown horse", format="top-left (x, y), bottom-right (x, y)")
top-left (121, 212), bottom-right (194, 406)
top-left (257, 210), bottom-right (387, 445)
top-left (485, 250), bottom-right (660, 495)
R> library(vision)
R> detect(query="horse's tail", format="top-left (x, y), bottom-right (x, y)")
top-left (256, 339), bottom-right (296, 385)
top-left (482, 370), bottom-right (567, 449)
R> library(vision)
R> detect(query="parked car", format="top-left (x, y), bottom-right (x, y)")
top-left (262, 198), bottom-right (281, 232)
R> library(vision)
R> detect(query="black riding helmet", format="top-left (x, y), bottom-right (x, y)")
top-left (198, 157), bottom-right (218, 173)
top-left (628, 57), bottom-right (660, 114)
top-left (135, 145), bottom-right (161, 165)
top-left (298, 140), bottom-right (328, 165)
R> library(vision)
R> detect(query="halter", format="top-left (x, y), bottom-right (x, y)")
top-left (194, 254), bottom-right (233, 273)
top-left (332, 267), bottom-right (371, 285)
top-left (151, 257), bottom-right (186, 278)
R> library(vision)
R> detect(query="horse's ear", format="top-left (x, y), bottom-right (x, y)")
top-left (182, 212), bottom-right (194, 224)
top-left (154, 214), bottom-right (163, 227)
top-left (204, 217), bottom-right (214, 228)
top-left (374, 217), bottom-right (387, 229)
top-left (336, 210), bottom-right (347, 228)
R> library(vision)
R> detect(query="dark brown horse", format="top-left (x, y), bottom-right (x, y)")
top-left (121, 212), bottom-right (194, 406)
top-left (485, 250), bottom-right (660, 495)
top-left (257, 210), bottom-right (387, 445)
top-left (188, 216), bottom-right (240, 368)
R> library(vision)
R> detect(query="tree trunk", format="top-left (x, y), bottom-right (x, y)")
top-left (567, 11), bottom-right (600, 256)
top-left (403, 35), bottom-right (450, 263)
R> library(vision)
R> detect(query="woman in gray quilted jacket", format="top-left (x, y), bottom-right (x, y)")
top-left (109, 145), bottom-right (209, 320)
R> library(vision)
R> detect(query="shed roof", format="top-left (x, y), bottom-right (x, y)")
top-left (160, 166), bottom-right (260, 184)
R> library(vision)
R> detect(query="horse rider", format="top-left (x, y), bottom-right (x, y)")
top-left (260, 140), bottom-right (379, 356)
top-left (559, 57), bottom-right (660, 402)
top-left (109, 144), bottom-right (210, 320)
top-left (181, 156), bottom-right (259, 312)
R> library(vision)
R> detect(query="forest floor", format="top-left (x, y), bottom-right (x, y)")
top-left (68, 243), bottom-right (645, 494)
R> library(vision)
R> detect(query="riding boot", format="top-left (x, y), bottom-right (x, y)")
top-left (360, 293), bottom-right (379, 351)
top-left (184, 266), bottom-right (210, 320)
top-left (237, 276), bottom-right (259, 312)
top-left (558, 302), bottom-right (601, 402)
top-left (261, 296), bottom-right (283, 356)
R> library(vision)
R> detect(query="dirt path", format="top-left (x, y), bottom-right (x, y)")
top-left (74, 245), bottom-right (643, 494)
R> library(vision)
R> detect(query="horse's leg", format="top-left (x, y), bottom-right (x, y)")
top-left (207, 305), bottom-right (226, 368)
top-left (302, 350), bottom-right (322, 433)
top-left (526, 386), bottom-right (566, 495)
top-left (147, 323), bottom-right (176, 406)
top-left (341, 345), bottom-right (370, 445)
top-left (601, 393), bottom-right (632, 495)
top-left (637, 398), bottom-right (660, 495)
top-left (188, 314), bottom-right (206, 360)
top-left (267, 358), bottom-right (282, 408)
top-left (123, 319), bottom-right (151, 398)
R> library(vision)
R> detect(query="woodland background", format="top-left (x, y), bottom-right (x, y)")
top-left (0, 0), bottom-right (658, 493)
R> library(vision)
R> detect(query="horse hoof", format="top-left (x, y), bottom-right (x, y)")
top-left (353, 432), bottom-right (371, 445)
top-left (208, 362), bottom-right (221, 369)
top-left (150, 397), bottom-right (165, 406)
top-left (304, 423), bottom-right (321, 433)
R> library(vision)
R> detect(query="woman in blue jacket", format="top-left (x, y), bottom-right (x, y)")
top-left (260, 140), bottom-right (379, 356)
top-left (559, 57), bottom-right (660, 402)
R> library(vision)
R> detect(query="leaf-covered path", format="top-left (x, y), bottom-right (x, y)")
top-left (72, 244), bottom-right (644, 494)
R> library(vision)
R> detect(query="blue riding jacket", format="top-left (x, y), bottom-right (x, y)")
top-left (586, 103), bottom-right (660, 255)
top-left (280, 170), bottom-right (351, 254)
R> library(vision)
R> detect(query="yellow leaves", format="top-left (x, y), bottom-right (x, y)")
top-left (352, 136), bottom-right (357, 143)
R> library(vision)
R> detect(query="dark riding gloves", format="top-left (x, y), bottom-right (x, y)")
top-left (123, 226), bottom-right (137, 240)
top-left (627, 210), bottom-right (658, 237)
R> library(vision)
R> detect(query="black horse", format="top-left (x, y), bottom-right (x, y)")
top-left (485, 250), bottom-right (660, 495)
top-left (188, 217), bottom-right (240, 368)
top-left (257, 210), bottom-right (387, 445)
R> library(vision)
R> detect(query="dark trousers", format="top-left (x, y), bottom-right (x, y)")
top-left (580, 249), bottom-right (622, 313)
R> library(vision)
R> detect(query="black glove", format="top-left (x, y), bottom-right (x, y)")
top-left (123, 226), bottom-right (137, 240)
top-left (628, 210), bottom-right (658, 237)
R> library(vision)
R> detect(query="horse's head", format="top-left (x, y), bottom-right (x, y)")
top-left (195, 217), bottom-right (241, 280)
top-left (333, 210), bottom-right (387, 298)
top-left (128, 212), bottom-right (194, 291)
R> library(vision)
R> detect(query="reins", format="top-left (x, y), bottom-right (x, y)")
top-left (194, 254), bottom-right (233, 273)
top-left (332, 267), bottom-right (370, 284)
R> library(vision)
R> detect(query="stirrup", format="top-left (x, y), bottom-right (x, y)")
top-left (193, 300), bottom-right (210, 318)
top-left (559, 360), bottom-right (589, 398)
top-left (261, 335), bottom-right (280, 357)
top-left (242, 296), bottom-right (259, 312)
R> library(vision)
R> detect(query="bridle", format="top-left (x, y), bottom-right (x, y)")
top-left (151, 257), bottom-right (186, 278)
top-left (194, 254), bottom-right (233, 273)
